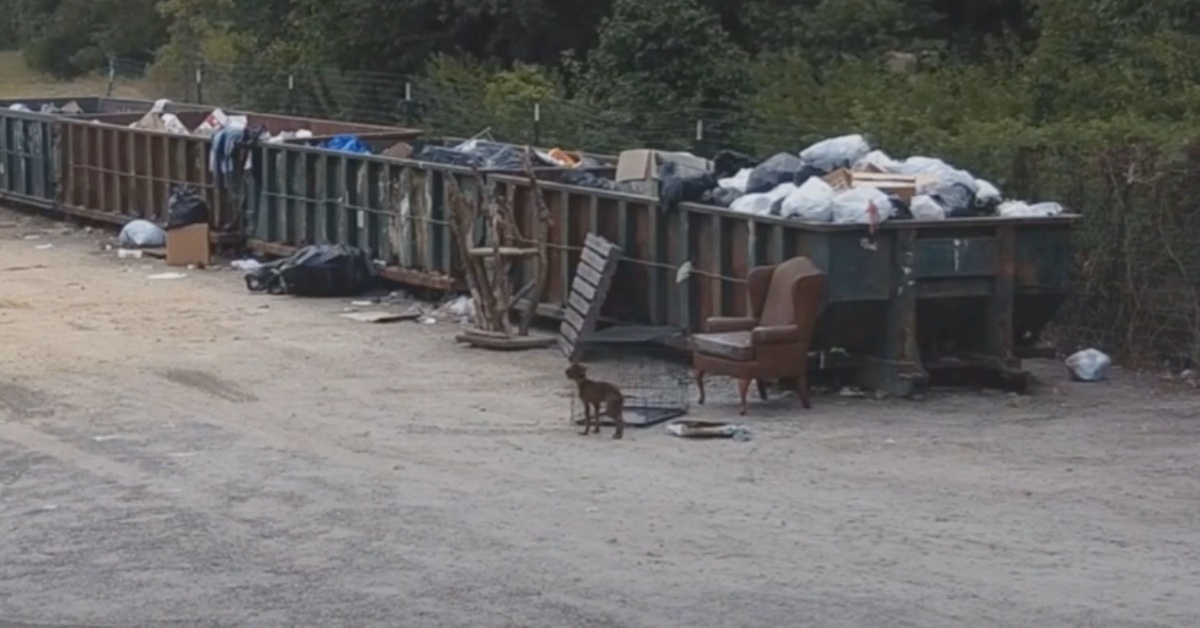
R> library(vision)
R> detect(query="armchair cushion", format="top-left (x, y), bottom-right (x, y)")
top-left (751, 324), bottom-right (800, 344)
top-left (692, 331), bottom-right (755, 361)
top-left (704, 316), bottom-right (758, 333)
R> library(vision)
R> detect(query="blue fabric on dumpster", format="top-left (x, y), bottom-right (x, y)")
top-left (321, 134), bottom-right (371, 154)
top-left (209, 126), bottom-right (263, 189)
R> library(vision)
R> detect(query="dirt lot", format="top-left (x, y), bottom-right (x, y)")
top-left (1, 208), bottom-right (1198, 627)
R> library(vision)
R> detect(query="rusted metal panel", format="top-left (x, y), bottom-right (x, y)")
top-left (0, 109), bottom-right (58, 209)
top-left (57, 119), bottom-right (242, 237)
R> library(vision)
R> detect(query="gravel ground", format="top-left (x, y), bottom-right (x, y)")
top-left (1, 209), bottom-right (1198, 628)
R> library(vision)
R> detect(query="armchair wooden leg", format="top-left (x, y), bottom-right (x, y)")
top-left (798, 372), bottom-right (812, 409)
top-left (736, 378), bottom-right (751, 415)
top-left (695, 369), bottom-right (706, 405)
top-left (756, 379), bottom-right (769, 401)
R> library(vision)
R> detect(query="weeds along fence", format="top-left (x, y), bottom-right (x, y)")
top-left (10, 58), bottom-right (1200, 369)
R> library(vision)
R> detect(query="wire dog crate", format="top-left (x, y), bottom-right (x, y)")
top-left (567, 326), bottom-right (690, 429)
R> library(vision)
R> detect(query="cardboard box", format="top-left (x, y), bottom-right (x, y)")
top-left (614, 149), bottom-right (711, 197)
top-left (823, 169), bottom-right (935, 202)
top-left (166, 223), bottom-right (210, 267)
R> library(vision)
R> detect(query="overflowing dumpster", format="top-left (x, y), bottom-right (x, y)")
top-left (0, 94), bottom-right (1079, 396)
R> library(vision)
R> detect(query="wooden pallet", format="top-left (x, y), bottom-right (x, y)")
top-left (559, 233), bottom-right (622, 362)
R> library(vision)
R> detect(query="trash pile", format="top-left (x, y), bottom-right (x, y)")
top-left (607, 135), bottom-right (1066, 224)
top-left (8, 100), bottom-right (84, 114)
top-left (414, 136), bottom-right (605, 172)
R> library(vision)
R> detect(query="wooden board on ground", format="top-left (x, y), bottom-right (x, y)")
top-left (456, 329), bottom-right (557, 350)
top-left (340, 309), bottom-right (422, 324)
top-left (559, 232), bottom-right (622, 362)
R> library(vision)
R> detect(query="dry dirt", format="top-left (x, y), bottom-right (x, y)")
top-left (1, 208), bottom-right (1198, 627)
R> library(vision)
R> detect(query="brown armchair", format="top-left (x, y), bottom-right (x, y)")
top-left (691, 256), bottom-right (826, 415)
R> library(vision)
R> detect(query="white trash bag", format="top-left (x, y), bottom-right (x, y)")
top-left (780, 177), bottom-right (834, 222)
top-left (909, 195), bottom-right (946, 221)
top-left (895, 156), bottom-right (978, 192)
top-left (1066, 349), bottom-right (1111, 382)
top-left (800, 134), bottom-right (871, 173)
top-left (853, 149), bottom-right (898, 172)
top-left (975, 178), bottom-right (1001, 204)
top-left (118, 219), bottom-right (166, 248)
top-left (998, 201), bottom-right (1064, 218)
top-left (718, 168), bottom-right (752, 193)
top-left (831, 186), bottom-right (894, 224)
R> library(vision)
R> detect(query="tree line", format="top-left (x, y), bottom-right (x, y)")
top-left (6, 0), bottom-right (1200, 364)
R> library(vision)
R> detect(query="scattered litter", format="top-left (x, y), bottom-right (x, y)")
top-left (446, 295), bottom-right (475, 321)
top-left (147, 272), bottom-right (187, 280)
top-left (339, 309), bottom-right (422, 324)
top-left (22, 234), bottom-right (41, 240)
top-left (230, 259), bottom-right (262, 272)
top-left (244, 244), bottom-right (377, 297)
top-left (838, 387), bottom-right (868, 398)
top-left (118, 219), bottom-right (166, 248)
top-left (667, 421), bottom-right (752, 441)
top-left (33, 243), bottom-right (53, 250)
top-left (350, 299), bottom-right (379, 307)
top-left (1066, 348), bottom-right (1111, 382)
top-left (117, 249), bottom-right (144, 259)
top-left (419, 316), bottom-right (438, 325)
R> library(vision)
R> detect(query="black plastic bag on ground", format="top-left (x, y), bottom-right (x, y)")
top-left (659, 161), bottom-right (717, 211)
top-left (745, 153), bottom-right (821, 194)
top-left (166, 185), bottom-right (209, 230)
top-left (245, 244), bottom-right (377, 297)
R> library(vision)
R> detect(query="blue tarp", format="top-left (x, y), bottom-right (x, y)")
top-left (321, 134), bottom-right (370, 154)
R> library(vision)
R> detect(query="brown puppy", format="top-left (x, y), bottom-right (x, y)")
top-left (565, 363), bottom-right (626, 440)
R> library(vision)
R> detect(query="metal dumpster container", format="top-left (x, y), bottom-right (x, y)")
top-left (490, 173), bottom-right (1078, 396)
top-left (246, 141), bottom-right (613, 288)
top-left (0, 108), bottom-right (58, 210)
top-left (0, 96), bottom-right (177, 115)
top-left (55, 112), bottom-right (421, 246)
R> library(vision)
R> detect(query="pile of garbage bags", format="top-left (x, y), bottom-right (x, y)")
top-left (654, 134), bottom-right (1065, 226)
top-left (415, 138), bottom-right (604, 172)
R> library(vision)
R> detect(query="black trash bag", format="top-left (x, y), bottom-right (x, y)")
top-left (707, 186), bottom-right (743, 208)
top-left (245, 244), bottom-right (377, 297)
top-left (712, 149), bottom-right (756, 179)
top-left (889, 195), bottom-right (913, 220)
top-left (658, 161), bottom-right (717, 210)
top-left (165, 185), bottom-right (209, 230)
top-left (745, 153), bottom-right (808, 194)
top-left (559, 169), bottom-right (614, 190)
top-left (415, 145), bottom-right (483, 168)
top-left (929, 183), bottom-right (979, 218)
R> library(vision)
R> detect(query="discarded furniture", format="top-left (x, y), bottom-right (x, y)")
top-left (691, 256), bottom-right (826, 415)
top-left (449, 160), bottom-right (555, 350)
top-left (558, 232), bottom-right (622, 362)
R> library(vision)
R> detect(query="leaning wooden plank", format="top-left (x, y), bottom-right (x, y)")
top-left (558, 232), bottom-right (623, 362)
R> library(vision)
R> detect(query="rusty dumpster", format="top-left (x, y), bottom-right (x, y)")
top-left (246, 141), bottom-right (614, 289)
top-left (54, 112), bottom-right (421, 245)
top-left (490, 173), bottom-right (1078, 396)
